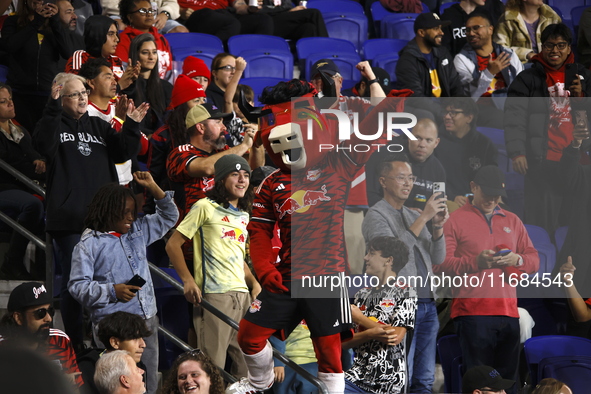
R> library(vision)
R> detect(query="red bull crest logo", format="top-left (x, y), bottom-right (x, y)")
top-left (380, 298), bottom-right (396, 312)
top-left (220, 228), bottom-right (246, 243)
top-left (249, 299), bottom-right (262, 313)
top-left (274, 184), bottom-right (331, 219)
top-left (202, 177), bottom-right (214, 191)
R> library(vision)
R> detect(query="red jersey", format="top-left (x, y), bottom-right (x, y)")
top-left (65, 50), bottom-right (124, 80)
top-left (45, 329), bottom-right (84, 388)
top-left (178, 0), bottom-right (229, 11)
top-left (166, 143), bottom-right (227, 216)
top-left (476, 52), bottom-right (507, 97)
top-left (116, 26), bottom-right (173, 80)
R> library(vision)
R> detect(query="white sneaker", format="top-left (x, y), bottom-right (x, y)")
top-left (225, 378), bottom-right (265, 394)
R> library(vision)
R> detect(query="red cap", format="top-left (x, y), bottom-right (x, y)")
top-left (168, 74), bottom-right (206, 110)
top-left (182, 56), bottom-right (211, 80)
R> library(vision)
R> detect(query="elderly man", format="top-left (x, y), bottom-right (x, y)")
top-left (0, 282), bottom-right (84, 389)
top-left (94, 350), bottom-right (146, 394)
top-left (436, 165), bottom-right (538, 393)
top-left (362, 153), bottom-right (448, 393)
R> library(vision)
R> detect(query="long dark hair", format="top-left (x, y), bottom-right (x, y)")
top-left (84, 15), bottom-right (118, 58)
top-left (129, 33), bottom-right (165, 116)
top-left (84, 183), bottom-right (137, 233)
top-left (166, 102), bottom-right (191, 148)
top-left (206, 173), bottom-right (254, 213)
top-left (161, 350), bottom-right (225, 394)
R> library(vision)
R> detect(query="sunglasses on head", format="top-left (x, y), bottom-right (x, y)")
top-left (176, 348), bottom-right (203, 361)
top-left (30, 306), bottom-right (55, 320)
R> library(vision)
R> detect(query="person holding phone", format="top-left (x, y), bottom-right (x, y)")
top-left (362, 153), bottom-right (448, 393)
top-left (435, 165), bottom-right (539, 394)
top-left (68, 171), bottom-right (179, 394)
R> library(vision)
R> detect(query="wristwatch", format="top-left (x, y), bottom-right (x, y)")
top-left (367, 78), bottom-right (379, 85)
top-left (161, 10), bottom-right (171, 19)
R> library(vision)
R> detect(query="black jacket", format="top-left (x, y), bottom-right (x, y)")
top-left (0, 123), bottom-right (45, 192)
top-left (0, 14), bottom-right (73, 92)
top-left (206, 82), bottom-right (226, 111)
top-left (34, 98), bottom-right (140, 233)
top-left (505, 60), bottom-right (591, 164)
top-left (435, 128), bottom-right (498, 200)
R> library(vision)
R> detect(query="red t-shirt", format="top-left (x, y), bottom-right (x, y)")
top-left (476, 52), bottom-right (507, 97)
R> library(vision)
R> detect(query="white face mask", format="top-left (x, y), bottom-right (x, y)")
top-left (268, 123), bottom-right (307, 171)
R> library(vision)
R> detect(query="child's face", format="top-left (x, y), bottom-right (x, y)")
top-left (364, 247), bottom-right (390, 277)
top-left (224, 170), bottom-right (250, 204)
top-left (114, 196), bottom-right (136, 234)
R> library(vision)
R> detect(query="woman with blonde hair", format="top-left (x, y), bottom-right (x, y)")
top-left (532, 378), bottom-right (573, 394)
top-left (494, 0), bottom-right (561, 63)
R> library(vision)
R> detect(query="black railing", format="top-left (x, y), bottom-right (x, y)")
top-left (0, 159), bottom-right (46, 197)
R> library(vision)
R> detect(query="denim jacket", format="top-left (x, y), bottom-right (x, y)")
top-left (68, 191), bottom-right (179, 323)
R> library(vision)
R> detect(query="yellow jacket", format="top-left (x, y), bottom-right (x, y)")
top-left (493, 4), bottom-right (561, 63)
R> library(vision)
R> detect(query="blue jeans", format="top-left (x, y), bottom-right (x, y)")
top-left (454, 315), bottom-right (519, 394)
top-left (344, 379), bottom-right (369, 393)
top-left (273, 362), bottom-right (319, 394)
top-left (408, 300), bottom-right (439, 393)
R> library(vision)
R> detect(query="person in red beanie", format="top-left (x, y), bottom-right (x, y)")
top-left (148, 74), bottom-right (207, 206)
top-left (182, 56), bottom-right (211, 91)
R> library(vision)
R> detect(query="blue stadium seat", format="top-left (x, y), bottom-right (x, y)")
top-left (382, 16), bottom-right (417, 40)
top-left (548, 0), bottom-right (581, 23)
top-left (554, 226), bottom-right (568, 253)
top-left (309, 0), bottom-right (368, 51)
top-left (524, 335), bottom-right (591, 385)
top-left (540, 355), bottom-right (591, 394)
top-left (362, 38), bottom-right (407, 60)
top-left (228, 34), bottom-right (291, 56)
top-left (369, 1), bottom-right (392, 37)
top-left (239, 50), bottom-right (294, 79)
top-left (372, 54), bottom-right (398, 84)
top-left (165, 32), bottom-right (224, 55)
top-left (239, 77), bottom-right (286, 106)
top-left (525, 224), bottom-right (557, 276)
top-left (0, 65), bottom-right (7, 83)
top-left (440, 1), bottom-right (458, 15)
top-left (437, 335), bottom-right (463, 394)
top-left (296, 37), bottom-right (359, 80)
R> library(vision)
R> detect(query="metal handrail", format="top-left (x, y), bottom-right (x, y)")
top-left (0, 211), bottom-right (46, 251)
top-left (0, 158), bottom-right (46, 197)
top-left (149, 263), bottom-right (329, 394)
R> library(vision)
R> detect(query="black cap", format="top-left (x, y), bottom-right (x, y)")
top-left (473, 165), bottom-right (507, 198)
top-left (414, 12), bottom-right (451, 32)
top-left (361, 67), bottom-right (391, 94)
top-left (311, 59), bottom-right (340, 79)
top-left (7, 282), bottom-right (53, 312)
top-left (462, 366), bottom-right (515, 393)
top-left (214, 154), bottom-right (251, 182)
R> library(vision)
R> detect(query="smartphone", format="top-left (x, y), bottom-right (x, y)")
top-left (432, 182), bottom-right (445, 199)
top-left (494, 249), bottom-right (511, 257)
top-left (126, 274), bottom-right (146, 293)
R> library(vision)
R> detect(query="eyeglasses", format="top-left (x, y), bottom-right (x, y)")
top-left (62, 90), bottom-right (90, 100)
top-left (29, 306), bottom-right (55, 320)
top-left (465, 24), bottom-right (490, 33)
top-left (216, 65), bottom-right (236, 72)
top-left (130, 7), bottom-right (155, 15)
top-left (445, 110), bottom-right (464, 117)
top-left (0, 96), bottom-right (13, 105)
top-left (542, 41), bottom-right (569, 51)
top-left (384, 175), bottom-right (417, 184)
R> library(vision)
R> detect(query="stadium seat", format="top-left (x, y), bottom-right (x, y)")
top-left (0, 65), bottom-right (7, 83)
top-left (228, 34), bottom-right (291, 56)
top-left (309, 0), bottom-right (368, 51)
top-left (369, 1), bottom-right (392, 37)
top-left (239, 77), bottom-right (286, 106)
top-left (437, 335), bottom-right (463, 394)
top-left (372, 54), bottom-right (399, 84)
top-left (554, 226), bottom-right (568, 253)
top-left (382, 16), bottom-right (416, 40)
top-left (540, 355), bottom-right (591, 394)
top-left (165, 32), bottom-right (224, 55)
top-left (524, 335), bottom-right (591, 385)
top-left (239, 50), bottom-right (294, 79)
top-left (362, 38), bottom-right (407, 60)
top-left (296, 37), bottom-right (359, 80)
top-left (525, 224), bottom-right (557, 276)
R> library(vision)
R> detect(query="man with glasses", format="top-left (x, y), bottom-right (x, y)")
top-left (396, 13), bottom-right (466, 120)
top-left (453, 12), bottom-right (522, 129)
top-left (0, 282), bottom-right (84, 390)
top-left (435, 166), bottom-right (538, 394)
top-left (505, 23), bottom-right (591, 234)
top-left (435, 97), bottom-right (497, 210)
top-left (462, 366), bottom-right (515, 394)
top-left (362, 153), bottom-right (448, 393)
